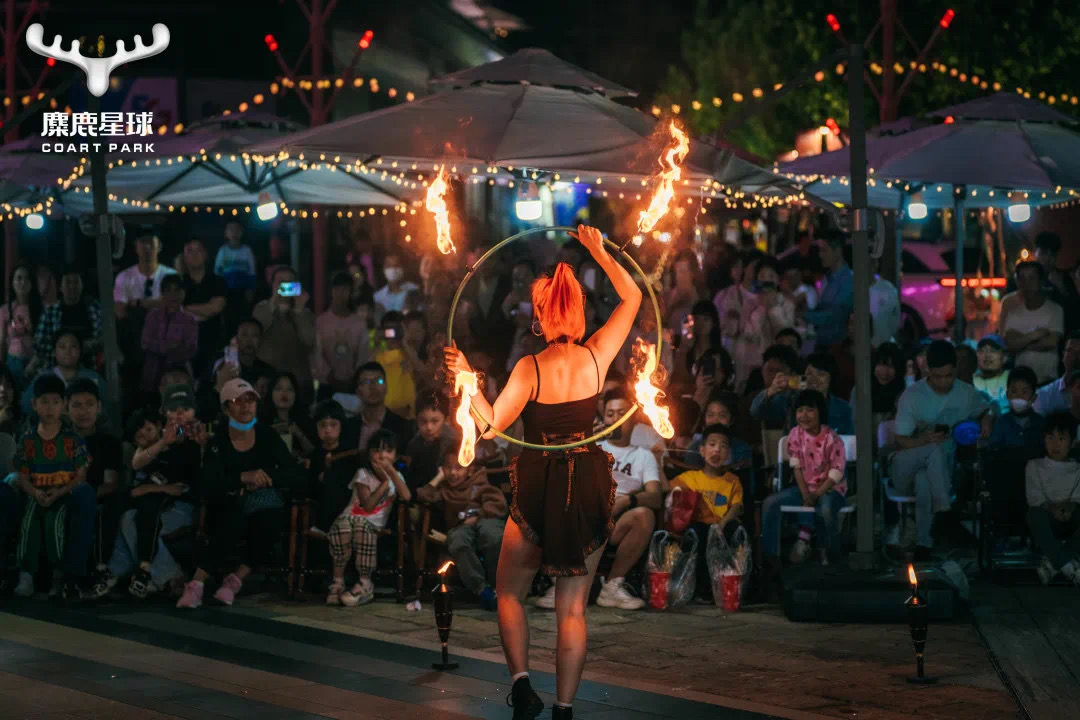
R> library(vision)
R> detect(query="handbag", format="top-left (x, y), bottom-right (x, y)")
top-left (242, 487), bottom-right (285, 515)
top-left (664, 487), bottom-right (699, 534)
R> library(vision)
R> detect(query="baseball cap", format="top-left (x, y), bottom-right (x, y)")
top-left (219, 378), bottom-right (260, 405)
top-left (162, 384), bottom-right (196, 411)
top-left (977, 334), bottom-right (1005, 351)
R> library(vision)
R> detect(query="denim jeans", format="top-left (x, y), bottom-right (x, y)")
top-left (107, 500), bottom-right (194, 587)
top-left (761, 485), bottom-right (845, 558)
top-left (1026, 506), bottom-right (1080, 570)
top-left (889, 443), bottom-right (953, 548)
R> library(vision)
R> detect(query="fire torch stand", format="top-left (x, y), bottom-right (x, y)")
top-left (905, 594), bottom-right (937, 684)
top-left (432, 563), bottom-right (459, 671)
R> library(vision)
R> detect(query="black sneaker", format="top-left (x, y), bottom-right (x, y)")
top-left (506, 677), bottom-right (543, 720)
top-left (552, 706), bottom-right (573, 720)
top-left (129, 568), bottom-right (155, 599)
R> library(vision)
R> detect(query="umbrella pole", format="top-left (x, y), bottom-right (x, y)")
top-left (88, 93), bottom-right (122, 434)
top-left (847, 43), bottom-right (875, 565)
top-left (953, 189), bottom-right (966, 341)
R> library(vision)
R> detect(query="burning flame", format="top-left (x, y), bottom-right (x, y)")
top-left (454, 370), bottom-right (479, 466)
top-left (631, 338), bottom-right (674, 438)
top-left (637, 121), bottom-right (690, 235)
top-left (908, 564), bottom-right (918, 587)
top-left (438, 560), bottom-right (455, 575)
top-left (425, 165), bottom-right (455, 254)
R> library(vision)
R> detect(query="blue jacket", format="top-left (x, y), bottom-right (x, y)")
top-left (803, 264), bottom-right (854, 347)
top-left (986, 412), bottom-right (1045, 460)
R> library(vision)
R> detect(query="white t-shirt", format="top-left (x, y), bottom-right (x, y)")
top-left (1003, 298), bottom-right (1064, 383)
top-left (113, 264), bottom-right (178, 303)
top-left (373, 282), bottom-right (419, 319)
top-left (345, 467), bottom-right (400, 528)
top-left (600, 441), bottom-right (660, 496)
top-left (868, 276), bottom-right (900, 347)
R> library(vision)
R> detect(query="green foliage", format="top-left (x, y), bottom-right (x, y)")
top-left (660, 0), bottom-right (1080, 160)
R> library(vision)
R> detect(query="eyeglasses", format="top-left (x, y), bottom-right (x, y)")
top-left (357, 378), bottom-right (385, 386)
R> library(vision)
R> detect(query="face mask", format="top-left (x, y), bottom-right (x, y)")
top-left (229, 417), bottom-right (257, 431)
top-left (1009, 398), bottom-right (1031, 414)
top-left (384, 267), bottom-right (404, 283)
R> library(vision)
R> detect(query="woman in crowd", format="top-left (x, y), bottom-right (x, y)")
top-left (0, 365), bottom-right (22, 435)
top-left (685, 389), bottom-right (753, 468)
top-left (750, 256), bottom-right (796, 350)
top-left (262, 371), bottom-right (316, 458)
top-left (444, 224), bottom-right (641, 720)
top-left (714, 251), bottom-right (766, 391)
top-left (850, 341), bottom-right (906, 428)
top-left (0, 264), bottom-right (42, 383)
top-left (663, 249), bottom-right (707, 334)
top-left (176, 378), bottom-right (304, 609)
top-left (673, 300), bottom-right (728, 393)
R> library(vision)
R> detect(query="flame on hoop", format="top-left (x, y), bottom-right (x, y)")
top-left (631, 338), bottom-right (674, 438)
top-left (426, 165), bottom-right (455, 254)
top-left (637, 121), bottom-right (690, 235)
top-left (438, 560), bottom-right (455, 575)
top-left (454, 369), bottom-right (479, 466)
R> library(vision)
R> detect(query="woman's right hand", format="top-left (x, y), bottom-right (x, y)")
top-left (569, 224), bottom-right (605, 257)
top-left (443, 341), bottom-right (473, 376)
top-left (241, 470), bottom-right (272, 488)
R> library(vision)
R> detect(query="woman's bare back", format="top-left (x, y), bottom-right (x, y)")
top-left (531, 344), bottom-right (606, 404)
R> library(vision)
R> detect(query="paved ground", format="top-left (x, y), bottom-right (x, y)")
top-left (0, 577), bottom-right (1034, 720)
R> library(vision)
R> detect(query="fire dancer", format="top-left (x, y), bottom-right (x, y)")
top-left (443, 224), bottom-right (641, 720)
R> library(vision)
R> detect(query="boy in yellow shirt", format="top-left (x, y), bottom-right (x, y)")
top-left (670, 424), bottom-right (744, 595)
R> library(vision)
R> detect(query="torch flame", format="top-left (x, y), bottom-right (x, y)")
top-left (454, 369), bottom-right (479, 466)
top-left (438, 560), bottom-right (455, 575)
top-left (637, 121), bottom-right (690, 235)
top-left (631, 338), bottom-right (674, 438)
top-left (426, 165), bottom-right (455, 254)
top-left (908, 564), bottom-right (918, 587)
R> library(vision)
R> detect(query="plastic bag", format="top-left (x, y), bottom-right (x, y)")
top-left (706, 525), bottom-right (752, 609)
top-left (644, 529), bottom-right (698, 609)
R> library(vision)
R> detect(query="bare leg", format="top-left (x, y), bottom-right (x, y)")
top-left (553, 541), bottom-right (606, 706)
top-left (496, 519), bottom-right (542, 676)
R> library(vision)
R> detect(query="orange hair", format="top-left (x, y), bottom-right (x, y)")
top-left (531, 262), bottom-right (585, 343)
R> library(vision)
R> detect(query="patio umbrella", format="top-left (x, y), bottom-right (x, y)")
top-left (247, 82), bottom-right (798, 199)
top-left (777, 92), bottom-right (1080, 336)
top-left (66, 113), bottom-right (417, 209)
top-left (430, 47), bottom-right (637, 98)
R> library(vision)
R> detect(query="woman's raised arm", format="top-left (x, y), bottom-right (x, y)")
top-left (576, 225), bottom-right (642, 370)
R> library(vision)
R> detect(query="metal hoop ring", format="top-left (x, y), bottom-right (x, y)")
top-left (447, 225), bottom-right (664, 451)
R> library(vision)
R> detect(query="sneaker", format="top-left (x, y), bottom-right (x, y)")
top-left (505, 676), bottom-right (544, 720)
top-left (552, 706), bottom-right (573, 720)
top-left (1036, 556), bottom-right (1057, 585)
top-left (595, 577), bottom-right (645, 610)
top-left (405, 599), bottom-right (422, 612)
top-left (479, 586), bottom-right (498, 611)
top-left (1060, 560), bottom-right (1080, 586)
top-left (128, 568), bottom-right (157, 599)
top-left (176, 580), bottom-right (204, 609)
top-left (213, 573), bottom-right (243, 606)
top-left (788, 538), bottom-right (811, 565)
top-left (48, 571), bottom-right (63, 599)
top-left (13, 571), bottom-right (34, 597)
top-left (340, 579), bottom-right (374, 607)
top-left (89, 570), bottom-right (118, 600)
top-left (326, 581), bottom-right (345, 606)
top-left (534, 584), bottom-right (556, 609)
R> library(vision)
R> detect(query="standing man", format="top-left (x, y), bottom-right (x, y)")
top-left (1002, 261), bottom-right (1064, 385)
top-left (802, 231), bottom-right (853, 351)
top-left (373, 253), bottom-right (418, 323)
top-left (869, 258), bottom-right (900, 347)
top-left (253, 267), bottom-right (316, 398)
top-left (33, 267), bottom-right (104, 376)
top-left (1033, 330), bottom-right (1080, 416)
top-left (113, 235), bottom-right (178, 399)
top-left (313, 271), bottom-right (369, 395)
top-left (180, 240), bottom-right (227, 378)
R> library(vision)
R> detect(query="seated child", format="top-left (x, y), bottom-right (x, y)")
top-left (669, 423), bottom-right (744, 596)
top-left (1026, 412), bottom-right (1080, 585)
top-left (986, 365), bottom-right (1045, 457)
top-left (326, 428), bottom-right (411, 607)
top-left (405, 393), bottom-right (459, 494)
top-left (417, 449), bottom-right (507, 610)
top-left (92, 386), bottom-right (203, 600)
top-left (762, 390), bottom-right (848, 569)
top-left (973, 335), bottom-right (1010, 414)
top-left (13, 374), bottom-right (93, 600)
top-left (307, 400), bottom-right (363, 533)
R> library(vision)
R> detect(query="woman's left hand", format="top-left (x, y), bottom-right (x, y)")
top-left (443, 340), bottom-right (473, 376)
top-left (569, 224), bottom-right (605, 257)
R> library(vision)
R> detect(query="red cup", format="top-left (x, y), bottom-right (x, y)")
top-left (721, 574), bottom-right (742, 612)
top-left (648, 571), bottom-right (671, 610)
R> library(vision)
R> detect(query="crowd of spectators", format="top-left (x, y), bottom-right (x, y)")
top-left (1, 220), bottom-right (1078, 611)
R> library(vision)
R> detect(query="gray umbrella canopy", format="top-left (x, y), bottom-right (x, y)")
top-left (430, 48), bottom-right (637, 98)
top-left (248, 83), bottom-right (797, 199)
top-left (778, 93), bottom-right (1080, 209)
top-left (66, 113), bottom-right (417, 208)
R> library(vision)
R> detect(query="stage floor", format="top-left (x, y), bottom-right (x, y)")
top-left (0, 584), bottom-right (1021, 720)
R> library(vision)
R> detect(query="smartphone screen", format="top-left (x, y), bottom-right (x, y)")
top-left (384, 328), bottom-right (396, 339)
top-left (278, 282), bottom-right (302, 297)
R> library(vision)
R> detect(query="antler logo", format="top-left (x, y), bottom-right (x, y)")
top-left (25, 24), bottom-right (170, 97)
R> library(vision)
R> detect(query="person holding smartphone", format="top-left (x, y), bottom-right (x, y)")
top-left (252, 267), bottom-right (316, 400)
top-left (375, 311), bottom-right (418, 419)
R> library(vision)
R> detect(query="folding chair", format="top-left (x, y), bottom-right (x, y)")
top-left (774, 434), bottom-right (857, 545)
